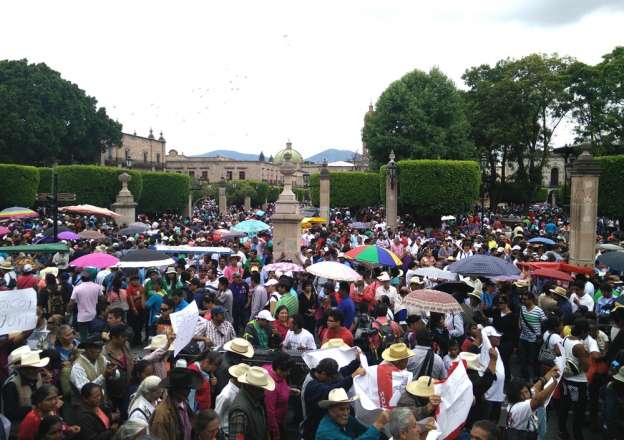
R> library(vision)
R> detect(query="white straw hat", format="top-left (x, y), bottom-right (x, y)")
top-left (319, 387), bottom-right (359, 408)
top-left (237, 366), bottom-right (275, 391)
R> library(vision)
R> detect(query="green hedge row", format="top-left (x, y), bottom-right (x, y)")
top-left (38, 167), bottom-right (53, 194)
top-left (596, 156), bottom-right (624, 219)
top-left (380, 160), bottom-right (480, 219)
top-left (490, 182), bottom-right (546, 205)
top-left (138, 171), bottom-right (191, 214)
top-left (0, 164), bottom-right (40, 207)
top-left (309, 172), bottom-right (380, 209)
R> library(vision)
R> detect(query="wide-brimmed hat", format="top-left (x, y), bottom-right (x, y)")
top-left (321, 338), bottom-right (349, 349)
top-left (0, 261), bottom-right (14, 270)
top-left (228, 363), bottom-right (251, 378)
top-left (468, 290), bottom-right (482, 302)
top-left (318, 387), bottom-right (359, 408)
top-left (78, 334), bottom-right (104, 349)
top-left (256, 310), bottom-right (275, 322)
top-left (406, 376), bottom-right (435, 397)
top-left (382, 343), bottom-right (415, 362)
top-left (8, 346), bottom-right (40, 365)
top-left (17, 351), bottom-right (50, 368)
top-left (513, 279), bottom-right (530, 288)
top-left (144, 334), bottom-right (170, 351)
top-left (613, 366), bottom-right (624, 383)
top-left (237, 366), bottom-right (275, 391)
top-left (446, 256), bottom-right (456, 262)
top-left (409, 276), bottom-right (424, 285)
top-left (223, 338), bottom-right (254, 358)
top-left (377, 272), bottom-right (391, 282)
top-left (166, 266), bottom-right (177, 275)
top-left (160, 367), bottom-right (203, 389)
top-left (459, 352), bottom-right (483, 371)
top-left (549, 286), bottom-right (568, 298)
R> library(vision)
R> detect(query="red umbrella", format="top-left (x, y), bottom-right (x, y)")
top-left (530, 268), bottom-right (572, 282)
top-left (403, 289), bottom-right (463, 314)
top-left (519, 261), bottom-right (593, 275)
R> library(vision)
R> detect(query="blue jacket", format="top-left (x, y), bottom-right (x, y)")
top-left (315, 414), bottom-right (380, 440)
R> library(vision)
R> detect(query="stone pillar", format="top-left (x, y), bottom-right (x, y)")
top-left (244, 195), bottom-right (251, 211)
top-left (569, 145), bottom-right (601, 267)
top-left (272, 154), bottom-right (302, 263)
top-left (385, 150), bottom-right (398, 231)
top-left (112, 173), bottom-right (137, 227)
top-left (183, 193), bottom-right (192, 218)
top-left (319, 159), bottom-right (330, 220)
top-left (218, 179), bottom-right (227, 216)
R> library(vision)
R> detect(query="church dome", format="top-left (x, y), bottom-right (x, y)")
top-left (273, 141), bottom-right (303, 166)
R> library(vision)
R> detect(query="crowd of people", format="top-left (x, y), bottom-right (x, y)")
top-left (0, 201), bottom-right (623, 440)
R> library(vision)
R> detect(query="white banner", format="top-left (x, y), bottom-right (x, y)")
top-left (0, 289), bottom-right (37, 336)
top-left (302, 346), bottom-right (368, 370)
top-left (170, 300), bottom-right (199, 356)
top-left (434, 360), bottom-right (473, 440)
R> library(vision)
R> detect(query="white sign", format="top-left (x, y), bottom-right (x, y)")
top-left (170, 300), bottom-right (199, 356)
top-left (434, 361), bottom-right (474, 440)
top-left (0, 289), bottom-right (38, 336)
top-left (302, 346), bottom-right (362, 370)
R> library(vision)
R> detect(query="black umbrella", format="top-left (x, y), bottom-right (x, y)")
top-left (119, 226), bottom-right (148, 235)
top-left (447, 255), bottom-right (520, 277)
top-left (597, 251), bottom-right (624, 271)
top-left (118, 249), bottom-right (174, 268)
top-left (434, 281), bottom-right (473, 295)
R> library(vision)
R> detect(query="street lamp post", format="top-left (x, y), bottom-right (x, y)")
top-left (480, 156), bottom-right (487, 235)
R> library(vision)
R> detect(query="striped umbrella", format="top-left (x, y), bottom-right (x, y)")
top-left (0, 207), bottom-right (38, 219)
top-left (403, 289), bottom-right (463, 314)
top-left (344, 245), bottom-right (402, 267)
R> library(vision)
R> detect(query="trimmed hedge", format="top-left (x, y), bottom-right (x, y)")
top-left (380, 160), bottom-right (480, 219)
top-left (0, 164), bottom-right (40, 208)
top-left (596, 156), bottom-right (624, 219)
top-left (310, 172), bottom-right (380, 209)
top-left (54, 165), bottom-right (143, 208)
top-left (138, 171), bottom-right (191, 214)
top-left (490, 182), bottom-right (545, 205)
top-left (38, 167), bottom-right (53, 194)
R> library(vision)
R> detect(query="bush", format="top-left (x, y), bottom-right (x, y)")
top-left (310, 172), bottom-right (380, 209)
top-left (293, 187), bottom-right (309, 203)
top-left (138, 171), bottom-right (190, 214)
top-left (0, 164), bottom-right (40, 207)
top-left (489, 180), bottom-right (543, 205)
top-left (54, 165), bottom-right (143, 207)
top-left (267, 186), bottom-right (281, 203)
top-left (596, 156), bottom-right (624, 219)
top-left (37, 167), bottom-right (53, 194)
top-left (380, 160), bottom-right (480, 220)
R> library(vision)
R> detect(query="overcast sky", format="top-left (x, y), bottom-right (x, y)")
top-left (2, 0), bottom-right (623, 158)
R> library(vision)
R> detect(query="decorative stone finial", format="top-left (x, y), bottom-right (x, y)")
top-left (389, 150), bottom-right (395, 162)
top-left (320, 158), bottom-right (330, 177)
top-left (148, 128), bottom-right (155, 139)
top-left (119, 172), bottom-right (131, 186)
top-left (159, 131), bottom-right (165, 142)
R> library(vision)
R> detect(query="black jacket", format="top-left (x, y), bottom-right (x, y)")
top-left (74, 406), bottom-right (114, 440)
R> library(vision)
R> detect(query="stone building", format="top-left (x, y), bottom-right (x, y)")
top-left (101, 130), bottom-right (167, 171)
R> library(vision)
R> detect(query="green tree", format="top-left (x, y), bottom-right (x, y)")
top-left (362, 67), bottom-right (474, 165)
top-left (258, 151), bottom-right (265, 162)
top-left (597, 47), bottom-right (624, 153)
top-left (0, 59), bottom-right (121, 165)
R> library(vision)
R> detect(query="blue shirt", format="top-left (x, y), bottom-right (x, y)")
top-left (175, 299), bottom-right (189, 312)
top-left (338, 296), bottom-right (356, 328)
top-left (146, 293), bottom-right (164, 326)
top-left (481, 291), bottom-right (494, 311)
top-left (315, 414), bottom-right (380, 440)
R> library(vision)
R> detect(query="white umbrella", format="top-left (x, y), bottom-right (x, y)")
top-left (306, 261), bottom-right (362, 282)
top-left (412, 267), bottom-right (458, 281)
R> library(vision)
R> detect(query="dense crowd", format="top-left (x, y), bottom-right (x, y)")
top-left (1, 201), bottom-right (623, 440)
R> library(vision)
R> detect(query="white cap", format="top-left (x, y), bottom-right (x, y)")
top-left (264, 279), bottom-right (279, 287)
top-left (483, 326), bottom-right (503, 337)
top-left (257, 310), bottom-right (275, 321)
top-left (23, 263), bottom-right (33, 273)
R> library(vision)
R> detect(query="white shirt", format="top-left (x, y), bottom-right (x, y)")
top-left (70, 354), bottom-right (116, 391)
top-left (283, 329), bottom-right (317, 351)
top-left (543, 331), bottom-right (563, 351)
top-left (375, 285), bottom-right (398, 305)
top-left (96, 269), bottom-right (111, 286)
top-left (584, 281), bottom-right (595, 298)
top-left (570, 292), bottom-right (595, 313)
top-left (445, 313), bottom-right (464, 338)
top-left (584, 335), bottom-right (600, 355)
top-left (484, 347), bottom-right (506, 402)
top-left (506, 399), bottom-right (538, 431)
top-left (128, 395), bottom-right (156, 427)
top-left (215, 381), bottom-right (240, 435)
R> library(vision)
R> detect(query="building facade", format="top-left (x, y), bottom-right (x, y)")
top-left (101, 130), bottom-right (167, 171)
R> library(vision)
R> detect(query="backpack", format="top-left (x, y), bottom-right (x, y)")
top-left (538, 333), bottom-right (556, 366)
top-left (374, 319), bottom-right (397, 349)
top-left (354, 313), bottom-right (376, 341)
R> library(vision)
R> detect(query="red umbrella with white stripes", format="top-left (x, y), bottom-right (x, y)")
top-left (403, 289), bottom-right (463, 314)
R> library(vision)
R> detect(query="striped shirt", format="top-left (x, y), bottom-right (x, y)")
top-left (519, 305), bottom-right (546, 342)
top-left (274, 289), bottom-right (299, 317)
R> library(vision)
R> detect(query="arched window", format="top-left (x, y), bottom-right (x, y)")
top-left (550, 167), bottom-right (559, 187)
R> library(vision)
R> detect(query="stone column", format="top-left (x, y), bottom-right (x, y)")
top-left (385, 150), bottom-right (398, 231)
top-left (272, 154), bottom-right (302, 262)
top-left (183, 193), bottom-right (192, 218)
top-left (244, 195), bottom-right (251, 211)
top-left (218, 178), bottom-right (227, 216)
top-left (569, 145), bottom-right (601, 267)
top-left (112, 173), bottom-right (137, 226)
top-left (319, 159), bottom-right (330, 220)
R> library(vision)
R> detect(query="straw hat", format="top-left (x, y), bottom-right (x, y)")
top-left (318, 387), bottom-right (359, 408)
top-left (166, 266), bottom-right (177, 275)
top-left (381, 343), bottom-right (415, 362)
top-left (549, 286), bottom-right (568, 298)
top-left (39, 267), bottom-right (59, 279)
top-left (223, 338), bottom-right (254, 358)
top-left (8, 346), bottom-right (40, 365)
top-left (0, 261), bottom-right (14, 271)
top-left (613, 366), bottom-right (624, 383)
top-left (237, 366), bottom-right (275, 391)
top-left (459, 352), bottom-right (483, 371)
top-left (406, 376), bottom-right (435, 397)
top-left (377, 272), bottom-right (391, 282)
top-left (228, 363), bottom-right (251, 378)
top-left (409, 276), bottom-right (424, 285)
top-left (321, 338), bottom-right (349, 349)
top-left (17, 351), bottom-right (50, 368)
top-left (513, 279), bottom-right (530, 288)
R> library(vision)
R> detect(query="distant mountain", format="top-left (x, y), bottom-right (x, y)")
top-left (305, 149), bottom-right (360, 164)
top-left (192, 150), bottom-right (260, 161)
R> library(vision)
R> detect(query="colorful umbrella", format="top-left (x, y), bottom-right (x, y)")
top-left (0, 207), bottom-right (38, 219)
top-left (530, 268), bottom-right (572, 282)
top-left (344, 245), bottom-right (402, 267)
top-left (58, 231), bottom-right (80, 240)
top-left (263, 262), bottom-right (305, 273)
top-left (306, 261), bottom-right (362, 282)
top-left (0, 226), bottom-right (10, 236)
top-left (70, 253), bottom-right (119, 269)
top-left (403, 289), bottom-right (463, 314)
top-left (231, 220), bottom-right (271, 234)
top-left (79, 230), bottom-right (106, 240)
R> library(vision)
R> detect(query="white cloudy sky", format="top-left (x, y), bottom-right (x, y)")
top-left (2, 0), bottom-right (623, 158)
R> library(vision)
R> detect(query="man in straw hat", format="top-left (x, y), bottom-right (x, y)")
top-left (548, 285), bottom-right (573, 323)
top-left (151, 367), bottom-right (203, 440)
top-left (315, 387), bottom-right (390, 439)
top-left (213, 338), bottom-right (254, 398)
top-left (0, 350), bottom-right (48, 424)
top-left (228, 366), bottom-right (275, 440)
top-left (396, 375), bottom-right (441, 420)
top-left (215, 363), bottom-right (250, 437)
top-left (70, 335), bottom-right (118, 393)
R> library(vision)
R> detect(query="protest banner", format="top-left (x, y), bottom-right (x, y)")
top-left (0, 288), bottom-right (37, 336)
top-left (434, 360), bottom-right (473, 440)
top-left (170, 300), bottom-right (199, 356)
top-left (302, 346), bottom-right (368, 370)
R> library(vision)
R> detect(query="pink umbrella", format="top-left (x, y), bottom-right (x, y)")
top-left (404, 289), bottom-right (463, 314)
top-left (70, 253), bottom-right (119, 269)
top-left (263, 262), bottom-right (305, 273)
top-left (0, 226), bottom-right (9, 236)
top-left (59, 204), bottom-right (120, 218)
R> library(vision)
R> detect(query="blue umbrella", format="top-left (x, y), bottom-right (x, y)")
top-left (528, 237), bottom-right (556, 246)
top-left (231, 219), bottom-right (271, 234)
top-left (447, 255), bottom-right (520, 277)
top-left (255, 210), bottom-right (266, 217)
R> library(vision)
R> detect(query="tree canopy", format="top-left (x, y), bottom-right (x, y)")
top-left (0, 59), bottom-right (122, 165)
top-left (362, 67), bottom-right (474, 165)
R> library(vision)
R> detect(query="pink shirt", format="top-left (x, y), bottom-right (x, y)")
top-left (263, 364), bottom-right (290, 438)
top-left (71, 281), bottom-right (102, 322)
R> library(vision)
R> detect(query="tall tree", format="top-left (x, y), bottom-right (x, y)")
top-left (598, 46), bottom-right (624, 152)
top-left (362, 67), bottom-right (474, 165)
top-left (0, 59), bottom-right (121, 165)
top-left (258, 151), bottom-right (266, 162)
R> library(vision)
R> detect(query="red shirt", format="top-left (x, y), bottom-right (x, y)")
top-left (18, 409), bottom-right (41, 440)
top-left (320, 326), bottom-right (354, 346)
top-left (189, 362), bottom-right (212, 410)
top-left (16, 274), bottom-right (38, 290)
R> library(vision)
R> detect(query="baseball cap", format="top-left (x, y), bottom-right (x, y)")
top-left (256, 310), bottom-right (275, 321)
top-left (483, 326), bottom-right (503, 337)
